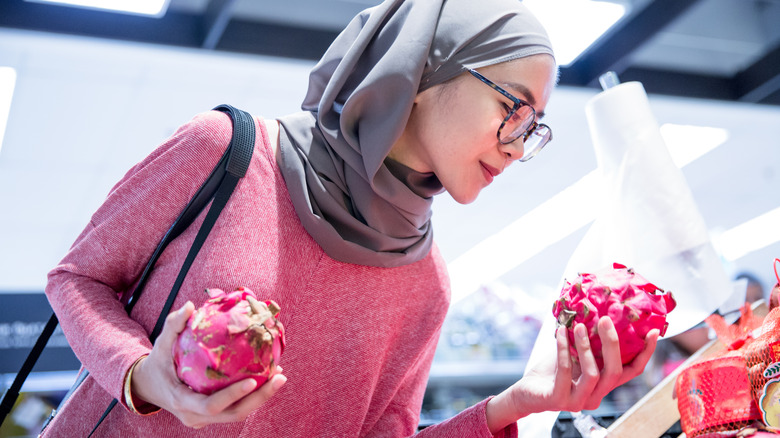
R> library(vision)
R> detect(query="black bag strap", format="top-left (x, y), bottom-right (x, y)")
top-left (87, 104), bottom-right (255, 437)
top-left (0, 313), bottom-right (59, 423)
top-left (125, 104), bottom-right (255, 315)
top-left (148, 104), bottom-right (254, 341)
top-left (0, 104), bottom-right (255, 432)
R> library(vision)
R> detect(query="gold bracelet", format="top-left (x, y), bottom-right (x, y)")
top-left (123, 355), bottom-right (160, 416)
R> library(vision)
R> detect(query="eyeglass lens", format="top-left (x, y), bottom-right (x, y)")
top-left (518, 124), bottom-right (551, 162)
top-left (499, 106), bottom-right (552, 161)
top-left (500, 106), bottom-right (536, 143)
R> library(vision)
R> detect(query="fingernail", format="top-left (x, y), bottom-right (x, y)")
top-left (272, 375), bottom-right (287, 391)
top-left (243, 379), bottom-right (258, 392)
top-left (576, 325), bottom-right (588, 340)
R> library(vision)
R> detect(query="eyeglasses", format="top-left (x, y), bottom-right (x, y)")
top-left (467, 68), bottom-right (552, 162)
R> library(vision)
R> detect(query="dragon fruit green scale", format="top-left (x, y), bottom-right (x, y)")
top-left (552, 263), bottom-right (676, 367)
top-left (173, 287), bottom-right (286, 395)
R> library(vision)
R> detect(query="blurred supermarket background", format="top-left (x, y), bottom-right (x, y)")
top-left (1, 0), bottom-right (780, 436)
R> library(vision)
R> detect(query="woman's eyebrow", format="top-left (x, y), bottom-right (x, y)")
top-left (502, 81), bottom-right (545, 119)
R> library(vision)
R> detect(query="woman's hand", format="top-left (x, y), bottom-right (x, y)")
top-left (486, 316), bottom-right (659, 433)
top-left (131, 301), bottom-right (287, 429)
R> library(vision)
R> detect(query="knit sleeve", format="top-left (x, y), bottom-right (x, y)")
top-left (414, 397), bottom-right (518, 438)
top-left (44, 110), bottom-right (235, 409)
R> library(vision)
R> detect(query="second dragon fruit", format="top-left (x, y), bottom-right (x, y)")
top-left (552, 263), bottom-right (676, 367)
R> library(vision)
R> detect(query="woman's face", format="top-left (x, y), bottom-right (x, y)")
top-left (389, 54), bottom-right (557, 204)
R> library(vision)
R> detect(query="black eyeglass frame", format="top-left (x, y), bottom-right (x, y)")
top-left (466, 68), bottom-right (552, 161)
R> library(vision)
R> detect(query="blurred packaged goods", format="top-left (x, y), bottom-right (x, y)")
top-left (433, 282), bottom-right (546, 363)
top-left (421, 281), bottom-right (547, 425)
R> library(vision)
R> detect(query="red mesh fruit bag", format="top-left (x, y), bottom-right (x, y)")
top-left (676, 303), bottom-right (765, 436)
top-left (745, 259), bottom-right (780, 429)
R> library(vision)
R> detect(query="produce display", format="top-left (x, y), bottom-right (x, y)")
top-left (173, 287), bottom-right (286, 395)
top-left (673, 258), bottom-right (780, 437)
top-left (552, 263), bottom-right (676, 367)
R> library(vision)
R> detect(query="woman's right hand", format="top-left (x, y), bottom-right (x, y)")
top-left (131, 301), bottom-right (287, 429)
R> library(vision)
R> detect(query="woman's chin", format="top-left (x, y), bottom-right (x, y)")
top-left (447, 189), bottom-right (481, 205)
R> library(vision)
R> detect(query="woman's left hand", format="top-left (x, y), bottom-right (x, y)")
top-left (486, 316), bottom-right (659, 433)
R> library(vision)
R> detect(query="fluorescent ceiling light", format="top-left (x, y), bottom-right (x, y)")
top-left (448, 171), bottom-right (599, 302)
top-left (524, 0), bottom-right (627, 66)
top-left (714, 207), bottom-right (780, 262)
top-left (0, 67), bottom-right (16, 158)
top-left (448, 123), bottom-right (728, 303)
top-left (660, 123), bottom-right (729, 167)
top-left (26, 0), bottom-right (170, 17)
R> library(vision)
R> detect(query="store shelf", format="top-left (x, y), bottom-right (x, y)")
top-left (427, 360), bottom-right (526, 387)
top-left (1, 370), bottom-right (78, 394)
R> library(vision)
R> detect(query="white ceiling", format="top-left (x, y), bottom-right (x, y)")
top-left (3, 0), bottom-right (780, 103)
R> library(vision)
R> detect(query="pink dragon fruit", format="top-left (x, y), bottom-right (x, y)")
top-left (552, 263), bottom-right (676, 367)
top-left (173, 287), bottom-right (286, 395)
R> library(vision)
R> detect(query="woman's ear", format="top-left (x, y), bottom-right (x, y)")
top-left (412, 89), bottom-right (428, 105)
top-left (412, 84), bottom-right (439, 106)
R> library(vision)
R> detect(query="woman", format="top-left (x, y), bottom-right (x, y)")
top-left (42, 0), bottom-right (658, 436)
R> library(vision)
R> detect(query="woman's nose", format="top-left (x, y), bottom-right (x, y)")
top-left (499, 139), bottom-right (525, 162)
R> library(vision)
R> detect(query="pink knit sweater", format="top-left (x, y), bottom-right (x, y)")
top-left (42, 110), bottom-right (518, 437)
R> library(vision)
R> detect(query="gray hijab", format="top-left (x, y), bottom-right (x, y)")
top-left (276, 0), bottom-right (553, 268)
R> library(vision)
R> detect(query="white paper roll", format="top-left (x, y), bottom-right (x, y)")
top-left (518, 82), bottom-right (734, 437)
top-left (565, 81), bottom-right (732, 337)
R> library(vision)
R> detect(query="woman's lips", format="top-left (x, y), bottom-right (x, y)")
top-left (480, 162), bottom-right (500, 183)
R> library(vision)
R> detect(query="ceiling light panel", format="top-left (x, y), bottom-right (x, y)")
top-left (25, 0), bottom-right (170, 17)
top-left (524, 0), bottom-right (628, 66)
top-left (714, 207), bottom-right (780, 262)
top-left (0, 67), bottom-right (16, 158)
